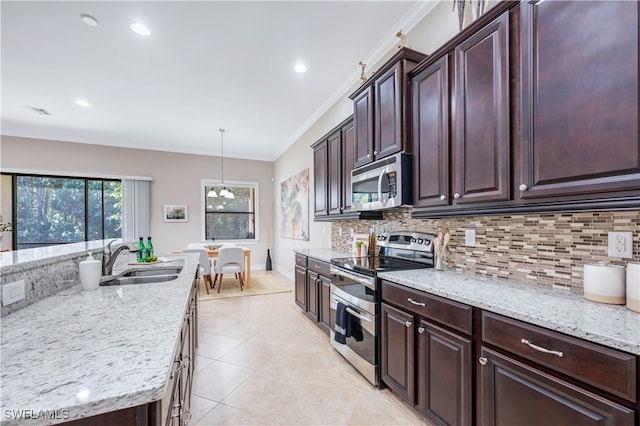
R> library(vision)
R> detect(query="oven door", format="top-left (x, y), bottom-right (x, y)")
top-left (329, 289), bottom-right (378, 385)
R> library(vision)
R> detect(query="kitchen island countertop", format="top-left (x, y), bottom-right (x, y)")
top-left (0, 253), bottom-right (199, 425)
top-left (379, 268), bottom-right (640, 355)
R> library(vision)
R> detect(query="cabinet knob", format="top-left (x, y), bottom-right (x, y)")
top-left (440, 195), bottom-right (446, 201)
top-left (479, 356), bottom-right (488, 366)
top-left (519, 184), bottom-right (528, 191)
top-left (405, 321), bottom-right (412, 328)
top-left (367, 154), bottom-right (371, 158)
top-left (418, 327), bottom-right (425, 334)
top-left (453, 193), bottom-right (461, 199)
top-left (374, 150), bottom-right (378, 155)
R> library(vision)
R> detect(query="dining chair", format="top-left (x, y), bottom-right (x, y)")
top-left (183, 248), bottom-right (213, 294)
top-left (212, 246), bottom-right (245, 293)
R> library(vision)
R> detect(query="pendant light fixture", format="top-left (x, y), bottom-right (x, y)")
top-left (217, 129), bottom-right (234, 199)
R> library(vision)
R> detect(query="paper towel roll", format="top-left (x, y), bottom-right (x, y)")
top-left (583, 263), bottom-right (625, 305)
top-left (627, 263), bottom-right (640, 313)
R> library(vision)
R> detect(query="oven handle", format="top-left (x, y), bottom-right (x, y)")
top-left (330, 266), bottom-right (376, 290)
top-left (345, 306), bottom-right (373, 323)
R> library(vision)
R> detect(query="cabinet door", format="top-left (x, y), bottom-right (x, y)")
top-left (318, 275), bottom-right (331, 333)
top-left (294, 265), bottom-right (306, 309)
top-left (375, 62), bottom-right (403, 159)
top-left (353, 87), bottom-right (374, 167)
top-left (479, 347), bottom-right (634, 426)
top-left (327, 131), bottom-right (342, 215)
top-left (412, 56), bottom-right (450, 208)
top-left (306, 270), bottom-right (319, 322)
top-left (452, 12), bottom-right (510, 205)
top-left (417, 320), bottom-right (472, 426)
top-left (519, 1), bottom-right (639, 200)
top-left (381, 302), bottom-right (415, 404)
top-left (313, 141), bottom-right (328, 216)
top-left (341, 120), bottom-right (355, 213)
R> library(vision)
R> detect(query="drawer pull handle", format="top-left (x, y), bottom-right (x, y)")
top-left (405, 321), bottom-right (412, 328)
top-left (407, 298), bottom-right (426, 307)
top-left (521, 339), bottom-right (564, 358)
top-left (314, 264), bottom-right (321, 268)
top-left (418, 327), bottom-right (425, 334)
top-left (478, 356), bottom-right (487, 366)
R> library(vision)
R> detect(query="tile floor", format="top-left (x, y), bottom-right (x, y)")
top-left (191, 271), bottom-right (430, 425)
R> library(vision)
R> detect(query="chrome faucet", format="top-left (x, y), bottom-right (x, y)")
top-left (103, 240), bottom-right (137, 276)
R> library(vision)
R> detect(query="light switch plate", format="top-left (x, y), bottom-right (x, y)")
top-left (608, 231), bottom-right (633, 258)
top-left (465, 229), bottom-right (476, 247)
top-left (2, 280), bottom-right (26, 306)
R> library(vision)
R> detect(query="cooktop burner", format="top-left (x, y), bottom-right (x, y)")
top-left (331, 255), bottom-right (431, 277)
top-left (331, 231), bottom-right (436, 276)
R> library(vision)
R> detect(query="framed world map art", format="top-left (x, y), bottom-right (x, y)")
top-left (280, 168), bottom-right (309, 241)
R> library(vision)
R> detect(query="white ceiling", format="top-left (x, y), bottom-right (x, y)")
top-left (1, 1), bottom-right (437, 162)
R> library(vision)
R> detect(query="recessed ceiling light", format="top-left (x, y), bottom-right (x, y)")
top-left (294, 64), bottom-right (307, 73)
top-left (80, 14), bottom-right (99, 27)
top-left (75, 100), bottom-right (90, 107)
top-left (131, 22), bottom-right (151, 36)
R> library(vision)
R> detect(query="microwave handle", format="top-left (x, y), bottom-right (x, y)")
top-left (377, 168), bottom-right (387, 207)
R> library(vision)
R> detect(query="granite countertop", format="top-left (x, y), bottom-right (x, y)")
top-left (294, 248), bottom-right (353, 263)
top-left (0, 253), bottom-right (199, 426)
top-left (378, 269), bottom-right (640, 355)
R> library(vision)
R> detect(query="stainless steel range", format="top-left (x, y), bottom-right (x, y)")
top-left (329, 231), bottom-right (435, 386)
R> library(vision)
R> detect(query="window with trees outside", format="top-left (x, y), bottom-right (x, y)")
top-left (10, 175), bottom-right (122, 249)
top-left (203, 181), bottom-right (258, 242)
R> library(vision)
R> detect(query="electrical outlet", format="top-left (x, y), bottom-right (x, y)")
top-left (465, 229), bottom-right (476, 247)
top-left (2, 280), bottom-right (26, 306)
top-left (608, 231), bottom-right (633, 258)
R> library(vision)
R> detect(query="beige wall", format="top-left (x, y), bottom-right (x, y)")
top-left (0, 135), bottom-right (275, 268)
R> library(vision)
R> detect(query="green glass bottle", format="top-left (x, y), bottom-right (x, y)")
top-left (146, 237), bottom-right (154, 258)
top-left (137, 237), bottom-right (145, 262)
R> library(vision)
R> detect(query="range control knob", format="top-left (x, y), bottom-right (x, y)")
top-left (410, 238), bottom-right (416, 243)
top-left (417, 238), bottom-right (424, 244)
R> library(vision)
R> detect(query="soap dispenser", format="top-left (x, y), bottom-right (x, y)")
top-left (79, 252), bottom-right (101, 291)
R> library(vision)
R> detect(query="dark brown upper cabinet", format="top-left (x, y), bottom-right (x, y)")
top-left (353, 87), bottom-right (374, 167)
top-left (311, 117), bottom-right (382, 221)
top-left (518, 0), bottom-right (639, 202)
top-left (452, 12), bottom-right (510, 205)
top-left (312, 140), bottom-right (328, 217)
top-left (350, 48), bottom-right (427, 168)
top-left (411, 56), bottom-right (450, 208)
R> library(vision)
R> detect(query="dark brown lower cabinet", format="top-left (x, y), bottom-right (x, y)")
top-left (294, 254), bottom-right (331, 335)
top-left (418, 321), bottom-right (472, 426)
top-left (479, 347), bottom-right (634, 426)
top-left (294, 265), bottom-right (306, 309)
top-left (306, 270), bottom-right (319, 322)
top-left (381, 303), bottom-right (415, 403)
top-left (318, 275), bottom-right (331, 332)
top-left (381, 302), bottom-right (472, 426)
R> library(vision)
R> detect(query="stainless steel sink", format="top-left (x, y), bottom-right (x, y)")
top-left (121, 267), bottom-right (183, 277)
top-left (100, 267), bottom-right (183, 286)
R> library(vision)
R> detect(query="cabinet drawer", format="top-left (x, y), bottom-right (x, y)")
top-left (382, 280), bottom-right (472, 335)
top-left (295, 253), bottom-right (307, 267)
top-left (482, 311), bottom-right (637, 402)
top-left (307, 258), bottom-right (330, 277)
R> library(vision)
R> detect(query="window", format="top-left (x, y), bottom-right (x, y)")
top-left (202, 181), bottom-right (258, 242)
top-left (7, 174), bottom-right (122, 249)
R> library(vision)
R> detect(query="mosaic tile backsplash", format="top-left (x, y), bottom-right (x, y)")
top-left (331, 209), bottom-right (640, 292)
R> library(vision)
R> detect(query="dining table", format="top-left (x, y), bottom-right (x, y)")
top-left (173, 247), bottom-right (251, 288)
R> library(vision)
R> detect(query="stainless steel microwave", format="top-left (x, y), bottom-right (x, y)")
top-left (351, 152), bottom-right (412, 211)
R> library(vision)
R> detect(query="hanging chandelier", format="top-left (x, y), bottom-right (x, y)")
top-left (207, 128), bottom-right (234, 199)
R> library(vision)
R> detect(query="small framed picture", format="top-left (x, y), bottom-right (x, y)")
top-left (163, 204), bottom-right (188, 222)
